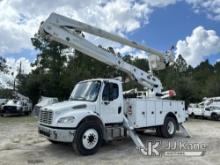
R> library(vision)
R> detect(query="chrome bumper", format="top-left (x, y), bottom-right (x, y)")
top-left (38, 124), bottom-right (75, 142)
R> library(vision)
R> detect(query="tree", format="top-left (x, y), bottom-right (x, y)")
top-left (17, 33), bottom-right (70, 104)
top-left (0, 56), bottom-right (8, 73)
top-left (175, 54), bottom-right (188, 72)
top-left (16, 30), bottom-right (220, 106)
top-left (205, 61), bottom-right (220, 97)
top-left (191, 60), bottom-right (214, 99)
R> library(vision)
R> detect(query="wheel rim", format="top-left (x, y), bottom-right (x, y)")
top-left (167, 121), bottom-right (175, 135)
top-left (82, 128), bottom-right (99, 149)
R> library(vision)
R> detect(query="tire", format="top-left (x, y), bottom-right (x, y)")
top-left (156, 126), bottom-right (162, 137)
top-left (24, 111), bottom-right (30, 116)
top-left (211, 113), bottom-right (218, 121)
top-left (191, 113), bottom-right (194, 118)
top-left (161, 117), bottom-right (177, 138)
top-left (73, 122), bottom-right (103, 155)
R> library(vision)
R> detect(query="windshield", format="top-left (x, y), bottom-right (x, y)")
top-left (69, 81), bottom-right (101, 102)
top-left (212, 106), bottom-right (220, 111)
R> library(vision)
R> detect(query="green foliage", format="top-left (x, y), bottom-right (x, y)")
top-left (16, 33), bottom-right (220, 106)
top-left (0, 56), bottom-right (8, 73)
top-left (0, 89), bottom-right (13, 98)
top-left (17, 33), bottom-right (69, 104)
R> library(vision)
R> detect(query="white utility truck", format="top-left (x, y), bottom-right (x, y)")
top-left (188, 97), bottom-right (220, 120)
top-left (38, 13), bottom-right (189, 155)
top-left (1, 99), bottom-right (32, 116)
top-left (33, 96), bottom-right (58, 117)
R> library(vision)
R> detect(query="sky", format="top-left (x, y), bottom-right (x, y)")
top-left (0, 0), bottom-right (220, 74)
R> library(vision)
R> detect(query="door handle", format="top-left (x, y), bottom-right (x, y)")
top-left (104, 101), bottom-right (110, 105)
top-left (118, 106), bottom-right (122, 114)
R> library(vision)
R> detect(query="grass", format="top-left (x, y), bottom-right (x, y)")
top-left (0, 115), bottom-right (37, 124)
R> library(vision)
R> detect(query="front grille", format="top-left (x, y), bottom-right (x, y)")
top-left (39, 110), bottom-right (53, 124)
top-left (3, 106), bottom-right (19, 113)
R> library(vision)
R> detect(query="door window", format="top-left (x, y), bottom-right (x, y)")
top-left (102, 82), bottom-right (119, 101)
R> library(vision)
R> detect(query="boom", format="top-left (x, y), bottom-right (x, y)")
top-left (39, 13), bottom-right (174, 96)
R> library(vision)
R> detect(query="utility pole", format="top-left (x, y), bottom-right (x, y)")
top-left (13, 61), bottom-right (22, 93)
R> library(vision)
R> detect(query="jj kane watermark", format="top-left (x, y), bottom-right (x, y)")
top-left (138, 140), bottom-right (207, 157)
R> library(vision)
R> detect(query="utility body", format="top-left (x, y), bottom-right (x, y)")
top-left (38, 13), bottom-right (189, 155)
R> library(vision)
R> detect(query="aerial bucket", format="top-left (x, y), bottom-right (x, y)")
top-left (148, 54), bottom-right (166, 71)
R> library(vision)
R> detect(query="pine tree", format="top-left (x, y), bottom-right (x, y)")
top-left (0, 56), bottom-right (8, 73)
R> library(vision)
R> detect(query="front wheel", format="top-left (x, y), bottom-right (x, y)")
top-left (73, 122), bottom-right (103, 155)
top-left (211, 113), bottom-right (219, 121)
top-left (24, 111), bottom-right (30, 116)
top-left (161, 117), bottom-right (177, 138)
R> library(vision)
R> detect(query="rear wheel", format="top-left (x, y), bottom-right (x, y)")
top-left (161, 117), bottom-right (177, 138)
top-left (73, 122), bottom-right (103, 155)
top-left (191, 113), bottom-right (195, 119)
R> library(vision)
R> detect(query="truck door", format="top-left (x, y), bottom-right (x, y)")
top-left (203, 107), bottom-right (211, 117)
top-left (100, 81), bottom-right (123, 124)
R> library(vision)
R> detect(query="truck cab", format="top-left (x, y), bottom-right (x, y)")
top-left (38, 79), bottom-right (124, 151)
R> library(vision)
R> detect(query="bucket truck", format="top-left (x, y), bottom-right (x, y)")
top-left (188, 97), bottom-right (220, 120)
top-left (38, 13), bottom-right (190, 155)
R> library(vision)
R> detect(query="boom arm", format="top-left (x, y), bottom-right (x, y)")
top-left (39, 13), bottom-right (173, 96)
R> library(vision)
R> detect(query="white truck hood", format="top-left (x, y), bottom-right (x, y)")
top-left (43, 100), bottom-right (95, 112)
top-left (4, 100), bottom-right (22, 107)
top-left (35, 97), bottom-right (58, 107)
top-left (40, 100), bottom-right (98, 127)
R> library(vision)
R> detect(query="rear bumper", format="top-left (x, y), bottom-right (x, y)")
top-left (38, 124), bottom-right (76, 142)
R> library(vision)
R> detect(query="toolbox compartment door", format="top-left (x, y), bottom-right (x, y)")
top-left (146, 100), bottom-right (156, 127)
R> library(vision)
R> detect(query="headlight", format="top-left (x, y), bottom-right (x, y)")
top-left (57, 116), bottom-right (75, 124)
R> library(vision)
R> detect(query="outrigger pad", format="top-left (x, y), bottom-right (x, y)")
top-left (179, 124), bottom-right (192, 138)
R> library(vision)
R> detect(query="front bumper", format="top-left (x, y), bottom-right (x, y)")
top-left (2, 106), bottom-right (21, 114)
top-left (38, 124), bottom-right (76, 142)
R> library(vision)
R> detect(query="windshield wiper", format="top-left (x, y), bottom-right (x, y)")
top-left (70, 96), bottom-right (87, 101)
top-left (77, 96), bottom-right (87, 100)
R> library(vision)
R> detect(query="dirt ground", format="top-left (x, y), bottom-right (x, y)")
top-left (0, 117), bottom-right (220, 165)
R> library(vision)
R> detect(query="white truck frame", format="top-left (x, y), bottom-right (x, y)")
top-left (38, 13), bottom-right (190, 155)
